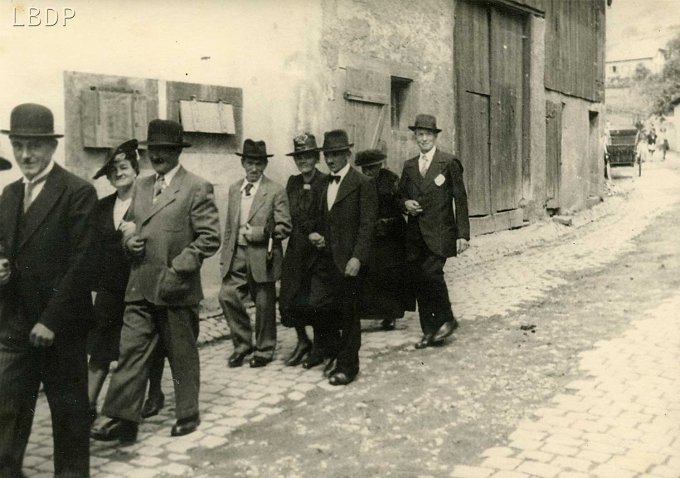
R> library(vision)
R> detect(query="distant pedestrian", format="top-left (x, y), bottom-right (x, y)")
top-left (659, 127), bottom-right (670, 161)
top-left (647, 127), bottom-right (657, 161)
top-left (354, 149), bottom-right (413, 330)
top-left (220, 139), bottom-right (292, 368)
top-left (92, 119), bottom-right (221, 445)
top-left (398, 114), bottom-right (470, 349)
top-left (279, 133), bottom-right (330, 367)
top-left (0, 103), bottom-right (98, 477)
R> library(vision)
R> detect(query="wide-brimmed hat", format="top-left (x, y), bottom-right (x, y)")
top-left (320, 129), bottom-right (353, 153)
top-left (93, 139), bottom-right (139, 179)
top-left (0, 156), bottom-right (11, 171)
top-left (139, 119), bottom-right (191, 148)
top-left (408, 114), bottom-right (442, 133)
top-left (236, 139), bottom-right (273, 159)
top-left (355, 149), bottom-right (386, 167)
top-left (285, 133), bottom-right (319, 157)
top-left (1, 103), bottom-right (64, 138)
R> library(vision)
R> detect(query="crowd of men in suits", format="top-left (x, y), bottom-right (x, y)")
top-left (0, 103), bottom-right (469, 477)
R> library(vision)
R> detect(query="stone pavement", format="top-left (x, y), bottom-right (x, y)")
top-left (21, 160), bottom-right (680, 477)
top-left (451, 292), bottom-right (680, 478)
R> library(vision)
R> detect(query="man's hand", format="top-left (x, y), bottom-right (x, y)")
top-left (404, 200), bottom-right (423, 216)
top-left (457, 238), bottom-right (470, 255)
top-left (30, 323), bottom-right (55, 348)
top-left (0, 258), bottom-right (10, 286)
top-left (243, 223), bottom-right (254, 242)
top-left (344, 257), bottom-right (361, 277)
top-left (125, 234), bottom-right (146, 258)
top-left (119, 220), bottom-right (136, 239)
top-left (308, 232), bottom-right (326, 250)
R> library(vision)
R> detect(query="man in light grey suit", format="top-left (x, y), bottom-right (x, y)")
top-left (220, 139), bottom-right (291, 368)
top-left (92, 119), bottom-right (221, 444)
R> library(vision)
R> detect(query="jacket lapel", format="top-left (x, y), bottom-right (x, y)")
top-left (229, 179), bottom-right (243, 228)
top-left (247, 176), bottom-right (269, 221)
top-left (141, 167), bottom-right (185, 224)
top-left (421, 150), bottom-right (446, 193)
top-left (2, 180), bottom-right (24, 254)
top-left (331, 167), bottom-right (360, 209)
top-left (20, 164), bottom-right (67, 250)
top-left (406, 158), bottom-right (424, 191)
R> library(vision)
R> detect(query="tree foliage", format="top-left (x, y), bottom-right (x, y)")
top-left (644, 33), bottom-right (680, 116)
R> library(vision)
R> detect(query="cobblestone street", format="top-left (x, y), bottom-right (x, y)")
top-left (22, 156), bottom-right (680, 477)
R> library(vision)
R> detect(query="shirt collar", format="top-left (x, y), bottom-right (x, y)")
top-left (241, 175), bottom-right (263, 193)
top-left (420, 147), bottom-right (436, 162)
top-left (22, 160), bottom-right (54, 185)
top-left (332, 162), bottom-right (351, 181)
top-left (157, 163), bottom-right (181, 185)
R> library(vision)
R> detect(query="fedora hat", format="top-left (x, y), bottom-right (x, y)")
top-left (139, 119), bottom-right (191, 148)
top-left (1, 103), bottom-right (63, 138)
top-left (354, 149), bottom-right (386, 167)
top-left (93, 139), bottom-right (139, 179)
top-left (0, 156), bottom-right (11, 171)
top-left (320, 129), bottom-right (353, 152)
top-left (236, 139), bottom-right (274, 159)
top-left (285, 133), bottom-right (319, 157)
top-left (408, 114), bottom-right (442, 133)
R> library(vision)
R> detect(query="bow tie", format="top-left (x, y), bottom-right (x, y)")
top-left (330, 175), bottom-right (341, 184)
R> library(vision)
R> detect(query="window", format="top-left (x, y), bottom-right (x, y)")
top-left (612, 65), bottom-right (617, 73)
top-left (390, 76), bottom-right (412, 129)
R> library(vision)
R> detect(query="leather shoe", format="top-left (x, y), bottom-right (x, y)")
top-left (228, 348), bottom-right (252, 368)
top-left (141, 393), bottom-right (165, 419)
top-left (91, 418), bottom-right (138, 444)
top-left (322, 357), bottom-right (337, 377)
top-left (302, 352), bottom-right (324, 369)
top-left (433, 319), bottom-right (459, 343)
top-left (249, 356), bottom-right (272, 368)
top-left (380, 318), bottom-right (396, 331)
top-left (285, 341), bottom-right (312, 366)
top-left (171, 414), bottom-right (200, 437)
top-left (414, 334), bottom-right (434, 349)
top-left (328, 371), bottom-right (356, 386)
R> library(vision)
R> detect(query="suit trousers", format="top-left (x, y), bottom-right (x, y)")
top-left (102, 301), bottom-right (200, 423)
top-left (406, 228), bottom-right (454, 336)
top-left (219, 245), bottom-right (277, 360)
top-left (324, 265), bottom-right (362, 377)
top-left (0, 330), bottom-right (89, 478)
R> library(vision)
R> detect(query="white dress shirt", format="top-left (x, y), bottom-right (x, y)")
top-left (238, 177), bottom-right (262, 245)
top-left (326, 162), bottom-right (351, 210)
top-left (419, 146), bottom-right (436, 176)
top-left (113, 196), bottom-right (132, 229)
top-left (22, 160), bottom-right (55, 206)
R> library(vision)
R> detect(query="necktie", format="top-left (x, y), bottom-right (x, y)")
top-left (153, 174), bottom-right (166, 204)
top-left (419, 155), bottom-right (429, 177)
top-left (23, 175), bottom-right (48, 213)
top-left (244, 183), bottom-right (254, 196)
top-left (330, 175), bottom-right (341, 183)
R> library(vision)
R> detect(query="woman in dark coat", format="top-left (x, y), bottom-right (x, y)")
top-left (355, 149), bottom-right (414, 329)
top-left (87, 140), bottom-right (139, 423)
top-left (279, 133), bottom-right (331, 366)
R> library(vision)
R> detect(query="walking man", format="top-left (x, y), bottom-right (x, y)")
top-left (398, 114), bottom-right (470, 349)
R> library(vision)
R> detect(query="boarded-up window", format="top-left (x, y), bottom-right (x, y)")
top-left (81, 89), bottom-right (148, 149)
top-left (544, 0), bottom-right (605, 102)
top-left (179, 100), bottom-right (235, 134)
top-left (343, 67), bottom-right (390, 152)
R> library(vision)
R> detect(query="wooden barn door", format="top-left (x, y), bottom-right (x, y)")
top-left (455, 0), bottom-right (527, 234)
top-left (343, 67), bottom-right (390, 155)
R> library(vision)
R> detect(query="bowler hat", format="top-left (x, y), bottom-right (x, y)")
top-left (355, 149), bottom-right (386, 167)
top-left (139, 119), bottom-right (191, 148)
top-left (285, 133), bottom-right (319, 157)
top-left (320, 129), bottom-right (354, 152)
top-left (408, 114), bottom-right (442, 133)
top-left (1, 103), bottom-right (64, 138)
top-left (93, 139), bottom-right (139, 179)
top-left (0, 156), bottom-right (11, 171)
top-left (236, 139), bottom-right (273, 159)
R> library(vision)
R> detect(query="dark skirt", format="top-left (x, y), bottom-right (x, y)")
top-left (280, 255), bottom-right (337, 328)
top-left (87, 290), bottom-right (126, 366)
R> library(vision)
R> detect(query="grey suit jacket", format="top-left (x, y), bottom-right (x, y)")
top-left (124, 166), bottom-right (221, 306)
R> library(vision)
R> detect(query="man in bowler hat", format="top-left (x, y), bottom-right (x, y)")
top-left (399, 114), bottom-right (470, 349)
top-left (220, 139), bottom-right (291, 368)
top-left (0, 103), bottom-right (98, 477)
top-left (92, 119), bottom-right (221, 444)
top-left (308, 129), bottom-right (377, 385)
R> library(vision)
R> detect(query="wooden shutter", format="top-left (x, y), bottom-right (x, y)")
top-left (344, 67), bottom-right (390, 152)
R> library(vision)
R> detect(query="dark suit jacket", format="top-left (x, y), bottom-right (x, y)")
top-left (0, 163), bottom-right (98, 343)
top-left (124, 166), bottom-right (221, 306)
top-left (92, 193), bottom-right (131, 294)
top-left (399, 148), bottom-right (470, 257)
top-left (317, 167), bottom-right (378, 274)
top-left (220, 175), bottom-right (292, 283)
